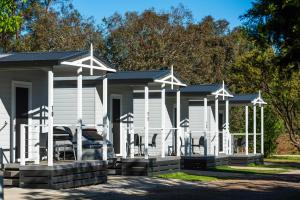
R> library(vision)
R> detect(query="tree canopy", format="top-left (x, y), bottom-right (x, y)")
top-left (229, 0), bottom-right (300, 151)
top-left (102, 7), bottom-right (244, 84)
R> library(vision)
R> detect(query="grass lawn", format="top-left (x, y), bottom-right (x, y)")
top-left (213, 165), bottom-right (289, 175)
top-left (265, 155), bottom-right (300, 163)
top-left (158, 172), bottom-right (220, 182)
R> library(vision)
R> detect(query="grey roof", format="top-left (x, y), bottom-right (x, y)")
top-left (54, 70), bottom-right (172, 84)
top-left (180, 84), bottom-right (227, 95)
top-left (0, 51), bottom-right (86, 62)
top-left (107, 70), bottom-right (170, 81)
top-left (0, 51), bottom-right (114, 68)
top-left (230, 94), bottom-right (259, 104)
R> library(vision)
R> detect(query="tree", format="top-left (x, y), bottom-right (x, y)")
top-left (0, 0), bottom-right (23, 51)
top-left (228, 43), bottom-right (300, 151)
top-left (243, 0), bottom-right (300, 71)
top-left (231, 0), bottom-right (300, 151)
top-left (2, 0), bottom-right (104, 53)
top-left (103, 6), bottom-right (240, 84)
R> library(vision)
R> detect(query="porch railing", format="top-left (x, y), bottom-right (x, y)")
top-left (19, 123), bottom-right (106, 166)
top-left (231, 132), bottom-right (261, 154)
top-left (124, 126), bottom-right (180, 158)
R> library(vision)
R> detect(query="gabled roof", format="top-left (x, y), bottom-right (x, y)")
top-left (231, 94), bottom-right (258, 103)
top-left (231, 92), bottom-right (266, 105)
top-left (181, 84), bottom-right (222, 94)
top-left (107, 70), bottom-right (170, 81)
top-left (181, 83), bottom-right (232, 97)
top-left (54, 69), bottom-right (185, 85)
top-left (0, 50), bottom-right (114, 69)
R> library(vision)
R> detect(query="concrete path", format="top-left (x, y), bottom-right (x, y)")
top-left (4, 171), bottom-right (300, 200)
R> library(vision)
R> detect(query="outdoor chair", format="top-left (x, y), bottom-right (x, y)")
top-left (149, 134), bottom-right (157, 148)
top-left (192, 136), bottom-right (205, 154)
top-left (134, 133), bottom-right (142, 156)
top-left (141, 133), bottom-right (158, 155)
top-left (180, 137), bottom-right (186, 155)
top-left (53, 126), bottom-right (76, 160)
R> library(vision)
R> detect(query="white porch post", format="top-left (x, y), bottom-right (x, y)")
top-left (48, 70), bottom-right (54, 166)
top-left (77, 67), bottom-right (83, 161)
top-left (204, 98), bottom-right (208, 156)
top-left (20, 124), bottom-right (25, 166)
top-left (144, 86), bottom-right (149, 159)
top-left (215, 97), bottom-right (219, 156)
top-left (161, 85), bottom-right (166, 158)
top-left (130, 113), bottom-right (134, 158)
top-left (102, 76), bottom-right (108, 161)
top-left (261, 106), bottom-right (264, 154)
top-left (245, 106), bottom-right (249, 155)
top-left (122, 119), bottom-right (127, 159)
top-left (225, 99), bottom-right (229, 154)
top-left (253, 105), bottom-right (257, 154)
top-left (176, 89), bottom-right (181, 157)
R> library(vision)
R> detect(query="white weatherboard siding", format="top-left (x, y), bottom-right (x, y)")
top-left (0, 70), bottom-right (48, 163)
top-left (188, 101), bottom-right (205, 155)
top-left (133, 93), bottom-right (174, 156)
top-left (53, 87), bottom-right (96, 125)
top-left (187, 101), bottom-right (226, 155)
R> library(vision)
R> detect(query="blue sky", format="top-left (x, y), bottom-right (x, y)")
top-left (72, 0), bottom-right (254, 29)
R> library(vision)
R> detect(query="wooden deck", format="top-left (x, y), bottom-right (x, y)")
top-left (18, 160), bottom-right (107, 189)
top-left (229, 154), bottom-right (264, 165)
top-left (121, 156), bottom-right (181, 176)
top-left (181, 154), bottom-right (263, 170)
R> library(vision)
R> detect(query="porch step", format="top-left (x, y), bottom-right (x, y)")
top-left (3, 163), bottom-right (20, 187)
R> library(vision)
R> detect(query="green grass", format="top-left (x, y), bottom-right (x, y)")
top-left (158, 172), bottom-right (220, 182)
top-left (248, 162), bottom-right (298, 170)
top-left (213, 165), bottom-right (289, 174)
top-left (265, 155), bottom-right (300, 163)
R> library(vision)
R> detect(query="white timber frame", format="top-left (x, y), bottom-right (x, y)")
top-left (203, 97), bottom-right (208, 156)
top-left (211, 81), bottom-right (233, 156)
top-left (239, 91), bottom-right (266, 156)
top-left (19, 44), bottom-right (116, 167)
top-left (142, 66), bottom-right (186, 159)
top-left (48, 70), bottom-right (54, 166)
top-left (251, 91), bottom-right (266, 155)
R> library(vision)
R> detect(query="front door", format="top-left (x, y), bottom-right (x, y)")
top-left (15, 87), bottom-right (29, 160)
top-left (112, 98), bottom-right (121, 154)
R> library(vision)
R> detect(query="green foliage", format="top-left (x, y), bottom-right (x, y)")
top-left (0, 0), bottom-right (22, 33)
top-left (102, 6), bottom-right (244, 84)
top-left (1, 0), bottom-right (104, 52)
top-left (263, 107), bottom-right (283, 157)
top-left (243, 0), bottom-right (300, 71)
top-left (238, 0), bottom-right (300, 151)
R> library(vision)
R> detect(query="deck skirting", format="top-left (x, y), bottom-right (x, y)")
top-left (19, 160), bottom-right (107, 189)
top-left (181, 154), bottom-right (263, 170)
top-left (121, 157), bottom-right (181, 176)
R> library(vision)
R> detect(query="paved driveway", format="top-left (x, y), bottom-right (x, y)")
top-left (4, 170), bottom-right (300, 200)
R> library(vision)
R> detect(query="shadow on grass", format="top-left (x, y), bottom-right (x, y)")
top-left (182, 167), bottom-right (300, 183)
top-left (15, 175), bottom-right (300, 200)
top-left (264, 160), bottom-right (300, 169)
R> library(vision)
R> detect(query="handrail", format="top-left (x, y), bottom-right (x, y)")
top-left (125, 127), bottom-right (178, 131)
top-left (0, 121), bottom-right (7, 132)
top-left (231, 132), bottom-right (261, 136)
